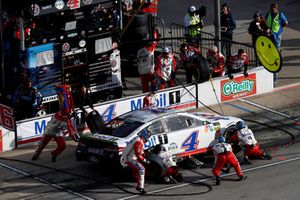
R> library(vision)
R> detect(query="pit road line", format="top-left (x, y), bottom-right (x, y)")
top-left (0, 161), bottom-right (95, 200)
top-left (118, 156), bottom-right (300, 200)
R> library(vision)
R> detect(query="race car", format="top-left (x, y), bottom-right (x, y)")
top-left (76, 108), bottom-right (242, 163)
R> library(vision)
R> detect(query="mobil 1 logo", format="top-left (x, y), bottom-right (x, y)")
top-left (169, 90), bottom-right (180, 105)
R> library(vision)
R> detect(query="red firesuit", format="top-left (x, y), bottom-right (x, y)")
top-left (143, 92), bottom-right (157, 108)
top-left (206, 47), bottom-right (225, 77)
top-left (228, 49), bottom-right (249, 78)
top-left (155, 48), bottom-right (177, 89)
top-left (179, 44), bottom-right (201, 83)
top-left (137, 31), bottom-right (158, 93)
top-left (32, 111), bottom-right (78, 162)
top-left (141, 0), bottom-right (159, 16)
top-left (121, 130), bottom-right (151, 194)
top-left (237, 127), bottom-right (264, 158)
top-left (212, 140), bottom-right (243, 182)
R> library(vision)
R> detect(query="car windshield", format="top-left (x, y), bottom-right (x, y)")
top-left (98, 118), bottom-right (144, 138)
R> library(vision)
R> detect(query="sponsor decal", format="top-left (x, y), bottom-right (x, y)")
top-left (168, 142), bottom-right (178, 151)
top-left (0, 104), bottom-right (14, 131)
top-left (31, 4), bottom-right (40, 16)
top-left (130, 93), bottom-right (167, 111)
top-left (55, 0), bottom-right (65, 10)
top-left (221, 74), bottom-right (257, 102)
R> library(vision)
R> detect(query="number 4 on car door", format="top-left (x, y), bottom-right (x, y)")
top-left (181, 131), bottom-right (199, 151)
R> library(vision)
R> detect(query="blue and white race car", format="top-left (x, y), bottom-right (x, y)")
top-left (76, 108), bottom-right (242, 163)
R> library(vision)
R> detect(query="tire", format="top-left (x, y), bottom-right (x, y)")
top-left (146, 154), bottom-right (166, 180)
top-left (193, 54), bottom-right (210, 83)
top-left (223, 125), bottom-right (237, 140)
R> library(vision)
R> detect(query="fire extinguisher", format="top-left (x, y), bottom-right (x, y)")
top-left (57, 84), bottom-right (74, 114)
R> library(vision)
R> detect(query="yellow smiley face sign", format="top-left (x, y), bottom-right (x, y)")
top-left (255, 35), bottom-right (282, 73)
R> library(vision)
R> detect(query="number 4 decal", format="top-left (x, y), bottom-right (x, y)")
top-left (181, 131), bottom-right (199, 151)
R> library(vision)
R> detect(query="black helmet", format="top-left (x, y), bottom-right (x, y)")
top-left (253, 11), bottom-right (262, 19)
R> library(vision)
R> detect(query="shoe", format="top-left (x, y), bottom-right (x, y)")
top-left (136, 187), bottom-right (147, 195)
top-left (216, 176), bottom-right (220, 185)
top-left (169, 176), bottom-right (178, 184)
top-left (51, 153), bottom-right (56, 162)
top-left (238, 175), bottom-right (247, 181)
top-left (32, 154), bottom-right (38, 161)
top-left (262, 153), bottom-right (272, 160)
top-left (244, 156), bottom-right (252, 165)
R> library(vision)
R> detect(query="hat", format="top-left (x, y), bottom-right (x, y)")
top-left (163, 47), bottom-right (170, 54)
top-left (189, 5), bottom-right (196, 13)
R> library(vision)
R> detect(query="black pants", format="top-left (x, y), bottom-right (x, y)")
top-left (221, 33), bottom-right (233, 57)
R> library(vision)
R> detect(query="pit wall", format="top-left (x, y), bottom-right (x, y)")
top-left (0, 66), bottom-right (273, 151)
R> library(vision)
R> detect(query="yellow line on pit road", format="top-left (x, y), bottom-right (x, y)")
top-left (118, 156), bottom-right (300, 200)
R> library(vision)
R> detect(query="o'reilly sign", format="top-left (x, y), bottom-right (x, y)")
top-left (221, 73), bottom-right (257, 102)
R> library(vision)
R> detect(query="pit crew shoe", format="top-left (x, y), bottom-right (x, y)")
top-left (51, 153), bottom-right (56, 162)
top-left (244, 157), bottom-right (252, 165)
top-left (262, 153), bottom-right (272, 160)
top-left (216, 176), bottom-right (221, 185)
top-left (136, 187), bottom-right (147, 195)
top-left (32, 154), bottom-right (38, 161)
top-left (238, 175), bottom-right (247, 181)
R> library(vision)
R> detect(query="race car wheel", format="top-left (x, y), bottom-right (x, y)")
top-left (146, 154), bottom-right (167, 180)
top-left (224, 125), bottom-right (237, 141)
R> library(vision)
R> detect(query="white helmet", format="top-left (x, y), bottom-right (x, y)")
top-left (189, 6), bottom-right (196, 13)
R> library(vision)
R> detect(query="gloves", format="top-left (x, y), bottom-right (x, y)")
top-left (144, 159), bottom-right (151, 165)
top-left (244, 72), bottom-right (248, 77)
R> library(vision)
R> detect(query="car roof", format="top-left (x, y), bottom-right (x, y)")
top-left (119, 108), bottom-right (177, 123)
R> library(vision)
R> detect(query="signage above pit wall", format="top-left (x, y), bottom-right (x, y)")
top-left (220, 73), bottom-right (257, 102)
top-left (31, 0), bottom-right (108, 17)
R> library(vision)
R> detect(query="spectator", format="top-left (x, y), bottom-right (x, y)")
top-left (248, 11), bottom-right (270, 46)
top-left (155, 47), bottom-right (177, 90)
top-left (220, 3), bottom-right (236, 57)
top-left (13, 79), bottom-right (37, 120)
top-left (184, 5), bottom-right (204, 43)
top-left (212, 136), bottom-right (246, 185)
top-left (265, 3), bottom-right (288, 50)
top-left (227, 49), bottom-right (249, 79)
top-left (265, 3), bottom-right (288, 85)
top-left (137, 31), bottom-right (158, 93)
top-left (122, 0), bottom-right (133, 13)
top-left (32, 111), bottom-right (79, 162)
top-left (179, 43), bottom-right (201, 83)
top-left (206, 45), bottom-right (225, 78)
top-left (229, 121), bottom-right (272, 165)
top-left (143, 85), bottom-right (157, 108)
top-left (73, 85), bottom-right (95, 124)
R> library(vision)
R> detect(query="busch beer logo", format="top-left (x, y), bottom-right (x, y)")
top-left (221, 74), bottom-right (257, 101)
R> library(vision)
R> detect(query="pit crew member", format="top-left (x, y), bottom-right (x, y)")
top-left (212, 136), bottom-right (246, 185)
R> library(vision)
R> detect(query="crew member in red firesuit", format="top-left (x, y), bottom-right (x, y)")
top-left (32, 111), bottom-right (79, 162)
top-left (137, 30), bottom-right (158, 93)
top-left (227, 48), bottom-right (249, 79)
top-left (155, 47), bottom-right (177, 90)
top-left (152, 144), bottom-right (183, 183)
top-left (143, 84), bottom-right (157, 108)
top-left (230, 121), bottom-right (272, 164)
top-left (212, 136), bottom-right (246, 185)
top-left (121, 129), bottom-right (152, 194)
top-left (179, 43), bottom-right (201, 83)
top-left (206, 45), bottom-right (225, 78)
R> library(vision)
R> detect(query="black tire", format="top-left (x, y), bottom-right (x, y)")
top-left (146, 154), bottom-right (166, 180)
top-left (224, 125), bottom-right (237, 141)
top-left (193, 54), bottom-right (210, 83)
top-left (224, 125), bottom-right (245, 164)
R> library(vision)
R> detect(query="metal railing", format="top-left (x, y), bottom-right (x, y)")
top-left (169, 23), bottom-right (258, 69)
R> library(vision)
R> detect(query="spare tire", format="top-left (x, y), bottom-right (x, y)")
top-left (193, 54), bottom-right (210, 83)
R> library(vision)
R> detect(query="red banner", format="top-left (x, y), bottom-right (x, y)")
top-left (220, 73), bottom-right (257, 102)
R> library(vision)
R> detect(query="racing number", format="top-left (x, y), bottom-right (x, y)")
top-left (181, 131), bottom-right (199, 151)
top-left (169, 90), bottom-right (180, 105)
top-left (67, 0), bottom-right (80, 9)
top-left (0, 104), bottom-right (15, 131)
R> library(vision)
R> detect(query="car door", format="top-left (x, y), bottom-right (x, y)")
top-left (163, 115), bottom-right (216, 157)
